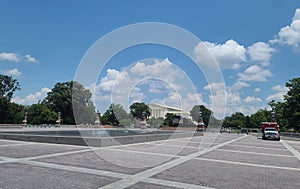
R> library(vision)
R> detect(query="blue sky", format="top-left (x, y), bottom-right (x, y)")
top-left (1, 0), bottom-right (300, 118)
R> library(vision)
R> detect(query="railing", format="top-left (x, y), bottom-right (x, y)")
top-left (280, 132), bottom-right (300, 138)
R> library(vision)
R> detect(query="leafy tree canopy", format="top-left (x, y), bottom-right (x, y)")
top-left (0, 75), bottom-right (20, 123)
top-left (101, 104), bottom-right (128, 125)
top-left (43, 81), bottom-right (96, 124)
top-left (190, 105), bottom-right (212, 126)
top-left (283, 78), bottom-right (300, 131)
top-left (129, 102), bottom-right (151, 120)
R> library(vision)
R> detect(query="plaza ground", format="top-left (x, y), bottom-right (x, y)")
top-left (0, 131), bottom-right (300, 189)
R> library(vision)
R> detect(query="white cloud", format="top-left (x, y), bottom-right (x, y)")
top-left (254, 88), bottom-right (261, 92)
top-left (12, 87), bottom-right (50, 105)
top-left (244, 96), bottom-right (262, 103)
top-left (238, 65), bottom-right (273, 82)
top-left (24, 54), bottom-right (39, 63)
top-left (230, 81), bottom-right (250, 91)
top-left (0, 52), bottom-right (39, 63)
top-left (270, 8), bottom-right (300, 47)
top-left (193, 39), bottom-right (247, 69)
top-left (266, 85), bottom-right (288, 102)
top-left (0, 68), bottom-right (22, 77)
top-left (272, 85), bottom-right (288, 92)
top-left (247, 42), bottom-right (275, 65)
top-left (0, 52), bottom-right (20, 62)
top-left (182, 93), bottom-right (206, 111)
top-left (92, 58), bottom-right (199, 114)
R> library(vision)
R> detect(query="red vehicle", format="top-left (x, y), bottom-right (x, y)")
top-left (261, 122), bottom-right (280, 140)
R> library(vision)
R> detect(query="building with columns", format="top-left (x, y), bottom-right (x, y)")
top-left (148, 103), bottom-right (191, 119)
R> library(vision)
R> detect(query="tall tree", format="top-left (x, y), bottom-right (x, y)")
top-left (250, 109), bottom-right (271, 128)
top-left (284, 78), bottom-right (300, 131)
top-left (72, 81), bottom-right (96, 124)
top-left (190, 105), bottom-right (212, 126)
top-left (27, 104), bottom-right (57, 125)
top-left (129, 102), bottom-right (151, 120)
top-left (101, 104), bottom-right (128, 125)
top-left (0, 75), bottom-right (20, 123)
top-left (43, 81), bottom-right (96, 124)
top-left (268, 100), bottom-right (288, 131)
top-left (7, 103), bottom-right (24, 124)
top-left (163, 113), bottom-right (176, 126)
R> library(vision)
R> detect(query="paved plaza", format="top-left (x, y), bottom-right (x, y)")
top-left (0, 132), bottom-right (300, 189)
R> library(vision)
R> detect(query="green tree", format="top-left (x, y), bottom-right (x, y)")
top-left (250, 109), bottom-right (271, 128)
top-left (283, 78), bottom-right (300, 131)
top-left (129, 102), bottom-right (150, 120)
top-left (7, 103), bottom-right (24, 124)
top-left (147, 117), bottom-right (164, 127)
top-left (101, 104), bottom-right (128, 125)
top-left (0, 75), bottom-right (20, 123)
top-left (72, 81), bottom-right (96, 124)
top-left (163, 113), bottom-right (176, 126)
top-left (231, 112), bottom-right (246, 128)
top-left (245, 116), bottom-right (252, 128)
top-left (27, 104), bottom-right (57, 125)
top-left (43, 81), bottom-right (96, 124)
top-left (223, 112), bottom-right (246, 128)
top-left (190, 105), bottom-right (212, 126)
top-left (268, 100), bottom-right (288, 131)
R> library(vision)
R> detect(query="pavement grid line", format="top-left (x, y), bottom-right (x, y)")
top-left (2, 135), bottom-right (299, 188)
top-left (98, 134), bottom-right (247, 189)
top-left (281, 140), bottom-right (300, 161)
top-left (194, 157), bottom-right (300, 172)
top-left (215, 148), bottom-right (295, 157)
top-left (224, 144), bottom-right (289, 151)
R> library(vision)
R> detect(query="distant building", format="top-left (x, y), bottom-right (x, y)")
top-left (148, 103), bottom-right (191, 119)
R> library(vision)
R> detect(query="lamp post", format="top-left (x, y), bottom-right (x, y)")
top-left (271, 111), bottom-right (276, 122)
top-left (23, 111), bottom-right (28, 126)
top-left (197, 111), bottom-right (205, 133)
top-left (56, 111), bottom-right (61, 126)
top-left (140, 111), bottom-right (146, 129)
top-left (95, 110), bottom-right (101, 126)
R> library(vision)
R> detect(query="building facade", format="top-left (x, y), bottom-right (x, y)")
top-left (148, 103), bottom-right (190, 119)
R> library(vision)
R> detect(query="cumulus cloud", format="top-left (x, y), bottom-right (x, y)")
top-left (92, 58), bottom-right (199, 113)
top-left (270, 8), bottom-right (300, 47)
top-left (193, 39), bottom-right (247, 69)
top-left (24, 54), bottom-right (39, 63)
top-left (244, 96), bottom-right (262, 103)
top-left (266, 85), bottom-right (288, 102)
top-left (254, 88), bottom-right (261, 92)
top-left (12, 87), bottom-right (50, 105)
top-left (0, 68), bottom-right (22, 77)
top-left (230, 81), bottom-right (250, 91)
top-left (0, 52), bottom-right (20, 62)
top-left (238, 65), bottom-right (273, 82)
top-left (0, 52), bottom-right (39, 63)
top-left (247, 42), bottom-right (275, 66)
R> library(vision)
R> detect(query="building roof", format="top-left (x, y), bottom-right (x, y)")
top-left (148, 103), bottom-right (183, 112)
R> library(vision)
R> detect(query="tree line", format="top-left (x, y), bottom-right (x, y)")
top-left (0, 75), bottom-right (95, 125)
top-left (223, 78), bottom-right (300, 132)
top-left (1, 74), bottom-right (300, 131)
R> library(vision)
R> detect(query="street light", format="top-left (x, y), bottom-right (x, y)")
top-left (95, 110), bottom-right (101, 126)
top-left (56, 111), bottom-right (61, 126)
top-left (23, 111), bottom-right (28, 126)
top-left (197, 111), bottom-right (205, 133)
top-left (271, 111), bottom-right (276, 122)
top-left (142, 111), bottom-right (146, 121)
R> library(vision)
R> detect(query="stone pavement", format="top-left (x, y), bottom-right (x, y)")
top-left (0, 133), bottom-right (300, 189)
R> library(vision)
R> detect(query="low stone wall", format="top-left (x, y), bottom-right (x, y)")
top-left (0, 131), bottom-right (199, 147)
